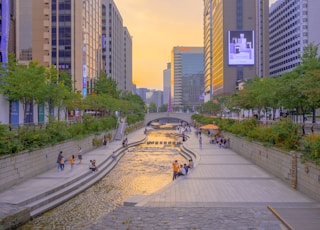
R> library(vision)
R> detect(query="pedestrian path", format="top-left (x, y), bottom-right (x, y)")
top-left (137, 134), bottom-right (314, 207)
top-left (91, 131), bottom-right (320, 230)
top-left (1, 127), bottom-right (320, 230)
top-left (0, 128), bottom-right (146, 229)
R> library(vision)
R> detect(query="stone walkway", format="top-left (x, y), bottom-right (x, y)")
top-left (88, 131), bottom-right (320, 230)
top-left (1, 128), bottom-right (320, 230)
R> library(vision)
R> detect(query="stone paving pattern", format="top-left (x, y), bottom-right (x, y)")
top-left (88, 130), bottom-right (320, 230)
top-left (87, 206), bottom-right (282, 230)
top-left (1, 127), bottom-right (320, 230)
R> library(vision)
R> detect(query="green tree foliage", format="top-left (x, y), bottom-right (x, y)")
top-left (0, 54), bottom-right (46, 122)
top-left (148, 102), bottom-right (157, 113)
top-left (94, 72), bottom-right (119, 98)
top-left (121, 92), bottom-right (145, 113)
top-left (203, 100), bottom-right (220, 115)
top-left (158, 104), bottom-right (168, 112)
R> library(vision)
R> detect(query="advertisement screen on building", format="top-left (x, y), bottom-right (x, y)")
top-left (228, 30), bottom-right (254, 65)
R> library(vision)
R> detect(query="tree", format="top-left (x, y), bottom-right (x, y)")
top-left (302, 70), bottom-right (320, 123)
top-left (203, 100), bottom-right (221, 115)
top-left (0, 55), bottom-right (46, 123)
top-left (38, 66), bottom-right (74, 121)
top-left (148, 102), bottom-right (157, 113)
top-left (94, 72), bottom-right (119, 99)
top-left (121, 92), bottom-right (145, 113)
top-left (159, 104), bottom-right (168, 112)
top-left (295, 43), bottom-right (320, 123)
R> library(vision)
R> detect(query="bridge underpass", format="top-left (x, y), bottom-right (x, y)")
top-left (144, 112), bottom-right (193, 126)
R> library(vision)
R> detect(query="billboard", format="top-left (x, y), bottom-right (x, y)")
top-left (228, 30), bottom-right (254, 65)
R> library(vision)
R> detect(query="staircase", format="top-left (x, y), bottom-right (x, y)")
top-left (114, 117), bottom-right (127, 140)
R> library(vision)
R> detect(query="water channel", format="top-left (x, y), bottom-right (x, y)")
top-left (19, 130), bottom-right (187, 229)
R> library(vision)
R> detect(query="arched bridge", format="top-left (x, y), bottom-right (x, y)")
top-left (144, 112), bottom-right (193, 126)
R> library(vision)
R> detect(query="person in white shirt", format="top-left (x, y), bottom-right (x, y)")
top-left (178, 164), bottom-right (186, 176)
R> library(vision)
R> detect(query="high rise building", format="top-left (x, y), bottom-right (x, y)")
top-left (123, 27), bottom-right (133, 93)
top-left (163, 62), bottom-right (171, 106)
top-left (29, 0), bottom-right (102, 96)
top-left (1, 0), bottom-right (132, 125)
top-left (136, 88), bottom-right (148, 103)
top-left (203, 0), bottom-right (269, 101)
top-left (0, 0), bottom-right (14, 124)
top-left (171, 46), bottom-right (204, 111)
top-left (102, 0), bottom-right (132, 92)
top-left (146, 90), bottom-right (163, 111)
top-left (269, 0), bottom-right (320, 77)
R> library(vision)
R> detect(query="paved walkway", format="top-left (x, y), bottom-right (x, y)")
top-left (1, 128), bottom-right (320, 230)
top-left (0, 129), bottom-right (146, 229)
top-left (90, 131), bottom-right (320, 230)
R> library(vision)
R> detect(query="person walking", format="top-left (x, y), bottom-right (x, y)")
top-left (188, 159), bottom-right (194, 169)
top-left (60, 155), bottom-right (65, 170)
top-left (172, 160), bottom-right (180, 181)
top-left (199, 136), bottom-right (202, 149)
top-left (103, 137), bottom-right (108, 148)
top-left (78, 146), bottom-right (83, 164)
top-left (69, 155), bottom-right (75, 170)
top-left (57, 151), bottom-right (63, 171)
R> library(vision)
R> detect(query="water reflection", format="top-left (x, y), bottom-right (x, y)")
top-left (19, 130), bottom-right (187, 229)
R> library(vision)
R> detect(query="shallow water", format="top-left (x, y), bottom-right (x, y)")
top-left (19, 130), bottom-right (187, 229)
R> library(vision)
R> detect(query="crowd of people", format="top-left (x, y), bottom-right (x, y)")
top-left (56, 151), bottom-right (77, 171)
top-left (172, 159), bottom-right (193, 180)
top-left (210, 135), bottom-right (229, 148)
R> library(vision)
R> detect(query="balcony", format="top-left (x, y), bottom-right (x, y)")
top-left (43, 55), bottom-right (50, 63)
top-left (43, 20), bottom-right (50, 27)
top-left (43, 44), bottom-right (50, 51)
top-left (43, 8), bottom-right (50, 16)
top-left (43, 32), bottom-right (50, 39)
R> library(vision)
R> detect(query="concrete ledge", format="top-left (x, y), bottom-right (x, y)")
top-left (0, 203), bottom-right (30, 230)
top-left (124, 195), bottom-right (148, 206)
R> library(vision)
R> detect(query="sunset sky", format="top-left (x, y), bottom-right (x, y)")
top-left (115, 0), bottom-right (278, 90)
top-left (115, 0), bottom-right (203, 90)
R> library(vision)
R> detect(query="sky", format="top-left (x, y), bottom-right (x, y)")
top-left (115, 0), bottom-right (278, 91)
top-left (115, 0), bottom-right (203, 90)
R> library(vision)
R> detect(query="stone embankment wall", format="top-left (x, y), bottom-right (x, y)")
top-left (0, 133), bottom-right (107, 193)
top-left (227, 133), bottom-right (320, 202)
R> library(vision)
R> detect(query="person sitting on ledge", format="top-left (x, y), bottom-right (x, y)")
top-left (89, 160), bottom-right (98, 172)
top-left (178, 164), bottom-right (186, 176)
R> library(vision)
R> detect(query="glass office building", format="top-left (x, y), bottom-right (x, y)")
top-left (269, 0), bottom-right (320, 77)
top-left (171, 47), bottom-right (204, 111)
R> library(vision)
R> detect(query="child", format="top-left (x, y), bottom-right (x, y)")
top-left (69, 155), bottom-right (75, 169)
top-left (60, 155), bottom-right (65, 170)
top-left (89, 160), bottom-right (97, 172)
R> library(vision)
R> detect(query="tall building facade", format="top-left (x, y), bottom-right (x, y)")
top-left (146, 90), bottom-right (163, 111)
top-left (136, 88), bottom-right (148, 103)
top-left (163, 62), bottom-right (171, 106)
top-left (102, 0), bottom-right (132, 92)
top-left (203, 0), bottom-right (269, 101)
top-left (269, 0), bottom-right (320, 77)
top-left (29, 0), bottom-right (102, 96)
top-left (0, 0), bottom-right (14, 124)
top-left (0, 0), bottom-right (132, 125)
top-left (123, 27), bottom-right (133, 93)
top-left (171, 47), bottom-right (204, 111)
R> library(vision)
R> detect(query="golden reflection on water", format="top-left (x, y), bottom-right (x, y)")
top-left (19, 130), bottom-right (187, 230)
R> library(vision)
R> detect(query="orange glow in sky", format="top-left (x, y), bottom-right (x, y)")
top-left (115, 0), bottom-right (203, 90)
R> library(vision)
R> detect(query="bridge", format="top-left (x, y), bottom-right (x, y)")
top-left (144, 112), bottom-right (194, 126)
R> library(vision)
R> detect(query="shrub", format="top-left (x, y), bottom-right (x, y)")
top-left (271, 119), bottom-right (300, 150)
top-left (299, 133), bottom-right (320, 164)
